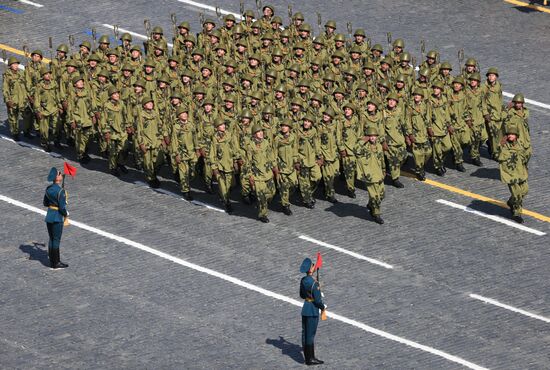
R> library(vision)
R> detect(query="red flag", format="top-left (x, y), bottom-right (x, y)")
top-left (315, 252), bottom-right (323, 270)
top-left (63, 162), bottom-right (77, 177)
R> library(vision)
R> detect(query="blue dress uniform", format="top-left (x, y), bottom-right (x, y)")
top-left (43, 167), bottom-right (69, 269)
top-left (300, 258), bottom-right (325, 365)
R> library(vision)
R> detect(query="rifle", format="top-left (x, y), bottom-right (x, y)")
top-left (287, 4), bottom-right (292, 25)
top-left (91, 27), bottom-right (97, 49)
top-left (171, 13), bottom-right (177, 38)
top-left (113, 24), bottom-right (120, 42)
top-left (420, 39), bottom-right (426, 62)
top-left (255, 0), bottom-right (262, 17)
top-left (317, 12), bottom-right (322, 38)
top-left (240, 0), bottom-right (245, 20)
top-left (48, 36), bottom-right (53, 66)
top-left (458, 48), bottom-right (464, 72)
top-left (346, 22), bottom-right (353, 49)
top-left (68, 35), bottom-right (75, 54)
top-left (386, 32), bottom-right (392, 52)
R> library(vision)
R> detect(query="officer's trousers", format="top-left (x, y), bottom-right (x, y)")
top-left (46, 222), bottom-right (63, 249)
top-left (302, 316), bottom-right (319, 346)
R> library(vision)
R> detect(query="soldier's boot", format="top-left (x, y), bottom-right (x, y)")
top-left (347, 188), bottom-right (356, 198)
top-left (48, 247), bottom-right (54, 268)
top-left (225, 202), bottom-right (233, 214)
top-left (391, 178), bottom-right (404, 188)
top-left (118, 164), bottom-right (128, 174)
top-left (512, 215), bottom-right (524, 224)
top-left (110, 168), bottom-right (121, 177)
top-left (435, 167), bottom-right (445, 177)
top-left (416, 169), bottom-right (426, 181)
top-left (282, 205), bottom-right (292, 216)
top-left (327, 196), bottom-right (337, 204)
top-left (183, 192), bottom-right (193, 201)
top-left (242, 194), bottom-right (252, 204)
top-left (456, 163), bottom-right (466, 172)
top-left (373, 215), bottom-right (384, 225)
top-left (310, 345), bottom-right (324, 365)
top-left (472, 157), bottom-right (482, 167)
top-left (258, 216), bottom-right (270, 223)
top-left (52, 249), bottom-right (68, 269)
top-left (303, 346), bottom-right (311, 365)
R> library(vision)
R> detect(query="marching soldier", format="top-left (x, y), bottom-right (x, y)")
top-left (68, 75), bottom-right (96, 164)
top-left (43, 167), bottom-right (69, 269)
top-left (297, 114), bottom-right (323, 209)
top-left (406, 89), bottom-right (432, 181)
top-left (337, 102), bottom-right (361, 198)
top-left (465, 72), bottom-right (487, 167)
top-left (317, 108), bottom-right (339, 203)
top-left (448, 76), bottom-right (471, 172)
top-left (171, 106), bottom-right (199, 201)
top-left (383, 93), bottom-right (407, 188)
top-left (2, 57), bottom-right (29, 140)
top-left (429, 81), bottom-right (453, 176)
top-left (34, 67), bottom-right (62, 151)
top-left (482, 67), bottom-right (504, 159)
top-left (503, 94), bottom-right (531, 166)
top-left (102, 86), bottom-right (130, 176)
top-left (273, 119), bottom-right (299, 215)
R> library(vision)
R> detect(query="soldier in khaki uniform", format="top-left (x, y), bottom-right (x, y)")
top-left (68, 75), bottom-right (96, 163)
top-left (383, 93), bottom-right (407, 188)
top-left (496, 125), bottom-right (528, 224)
top-left (102, 86), bottom-right (130, 176)
top-left (465, 72), bottom-right (487, 167)
top-left (25, 49), bottom-right (45, 133)
top-left (355, 126), bottom-right (385, 224)
top-left (245, 124), bottom-right (277, 223)
top-left (503, 94), bottom-right (531, 166)
top-left (170, 106), bottom-right (198, 201)
top-left (448, 76), bottom-right (471, 172)
top-left (34, 67), bottom-right (62, 151)
top-left (318, 108), bottom-right (339, 203)
top-left (2, 57), bottom-right (29, 140)
top-left (337, 103), bottom-right (361, 198)
top-left (482, 67), bottom-right (504, 159)
top-left (273, 119), bottom-right (299, 215)
top-left (406, 89), bottom-right (432, 181)
top-left (297, 114), bottom-right (323, 209)
top-left (429, 81), bottom-right (453, 176)
top-left (210, 118), bottom-right (242, 213)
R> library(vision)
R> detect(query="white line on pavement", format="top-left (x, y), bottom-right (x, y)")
top-left (0, 134), bottom-right (64, 158)
top-left (133, 180), bottom-right (225, 212)
top-left (436, 199), bottom-right (546, 236)
top-left (18, 0), bottom-right (43, 7)
top-left (470, 294), bottom-right (550, 323)
top-left (0, 193), bottom-right (488, 370)
top-left (101, 24), bottom-right (174, 48)
top-left (298, 235), bottom-right (394, 269)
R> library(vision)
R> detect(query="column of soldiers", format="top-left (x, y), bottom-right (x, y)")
top-left (2, 4), bottom-right (532, 224)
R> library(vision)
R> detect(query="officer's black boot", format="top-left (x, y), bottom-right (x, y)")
top-left (303, 345), bottom-right (311, 365)
top-left (310, 345), bottom-right (324, 365)
top-left (48, 247), bottom-right (55, 268)
top-left (53, 249), bottom-right (68, 269)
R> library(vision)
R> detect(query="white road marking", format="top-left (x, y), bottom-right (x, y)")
top-left (0, 58), bottom-right (25, 70)
top-left (470, 294), bottom-right (550, 324)
top-left (133, 180), bottom-right (225, 212)
top-left (436, 199), bottom-right (546, 236)
top-left (0, 193), bottom-right (488, 370)
top-left (175, 0), bottom-right (241, 19)
top-left (101, 24), bottom-right (174, 48)
top-left (18, 0), bottom-right (43, 7)
top-left (298, 235), bottom-right (394, 269)
top-left (0, 134), bottom-right (64, 158)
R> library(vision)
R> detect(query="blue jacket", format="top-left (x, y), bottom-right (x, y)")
top-left (300, 275), bottom-right (325, 317)
top-left (43, 184), bottom-right (68, 223)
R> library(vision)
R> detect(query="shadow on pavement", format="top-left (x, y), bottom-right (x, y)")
top-left (19, 242), bottom-right (50, 267)
top-left (265, 336), bottom-right (303, 364)
top-left (470, 167), bottom-right (500, 180)
top-left (467, 199), bottom-right (511, 219)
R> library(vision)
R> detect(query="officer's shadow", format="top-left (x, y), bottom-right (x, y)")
top-left (265, 336), bottom-right (304, 364)
top-left (19, 242), bottom-right (50, 267)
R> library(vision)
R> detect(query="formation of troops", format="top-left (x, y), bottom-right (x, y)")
top-left (2, 4), bottom-right (533, 224)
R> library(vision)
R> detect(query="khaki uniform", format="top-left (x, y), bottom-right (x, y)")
top-left (209, 131), bottom-right (240, 204)
top-left (429, 94), bottom-right (453, 171)
top-left (337, 115), bottom-right (361, 192)
top-left (482, 80), bottom-right (504, 156)
top-left (245, 137), bottom-right (277, 219)
top-left (383, 106), bottom-right (407, 180)
top-left (171, 118), bottom-right (199, 194)
top-left (67, 87), bottom-right (96, 160)
top-left (34, 79), bottom-right (62, 147)
top-left (274, 131), bottom-right (299, 207)
top-left (102, 99), bottom-right (130, 170)
top-left (2, 68), bottom-right (30, 136)
top-left (317, 119), bottom-right (340, 199)
top-left (448, 90), bottom-right (471, 165)
top-left (496, 140), bottom-right (529, 217)
top-left (466, 86), bottom-right (488, 162)
top-left (355, 138), bottom-right (385, 216)
top-left (136, 107), bottom-right (166, 181)
top-left (297, 125), bottom-right (322, 205)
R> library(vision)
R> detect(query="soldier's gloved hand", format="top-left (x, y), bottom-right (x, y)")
top-left (405, 136), bottom-right (412, 147)
top-left (175, 155), bottom-right (181, 164)
top-left (91, 116), bottom-right (97, 125)
top-left (195, 149), bottom-right (202, 158)
top-left (237, 159), bottom-right (244, 168)
top-left (6, 101), bottom-right (14, 109)
top-left (339, 150), bottom-right (347, 158)
top-left (62, 101), bottom-right (68, 111)
top-left (294, 162), bottom-right (301, 171)
top-left (409, 134), bottom-right (416, 144)
top-left (58, 108), bottom-right (64, 114)
top-left (164, 136), bottom-right (170, 145)
top-left (483, 114), bottom-right (491, 124)
top-left (140, 144), bottom-right (148, 153)
top-left (249, 176), bottom-right (255, 188)
top-left (316, 158), bottom-right (324, 167)
top-left (35, 112), bottom-right (43, 120)
top-left (104, 132), bottom-right (111, 141)
top-left (126, 127), bottom-right (134, 134)
top-left (361, 136), bottom-right (369, 143)
top-left (212, 169), bottom-right (220, 179)
top-left (199, 148), bottom-right (206, 157)
top-left (427, 128), bottom-right (434, 137)
top-left (71, 121), bottom-right (77, 129)
top-left (272, 167), bottom-right (279, 176)
top-left (94, 112), bottom-right (101, 121)
top-left (500, 135), bottom-right (509, 146)
top-left (447, 126), bottom-right (455, 135)
top-left (382, 142), bottom-right (389, 152)
top-left (466, 119), bottom-right (473, 128)
top-left (28, 96), bottom-right (34, 104)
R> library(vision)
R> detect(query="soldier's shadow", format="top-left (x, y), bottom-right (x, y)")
top-left (470, 167), bottom-right (500, 180)
top-left (324, 201), bottom-right (371, 221)
top-left (466, 199), bottom-right (512, 219)
top-left (19, 242), bottom-right (50, 267)
top-left (265, 336), bottom-right (304, 364)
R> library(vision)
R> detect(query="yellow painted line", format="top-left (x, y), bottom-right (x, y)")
top-left (504, 0), bottom-right (550, 14)
top-left (0, 43), bottom-right (51, 63)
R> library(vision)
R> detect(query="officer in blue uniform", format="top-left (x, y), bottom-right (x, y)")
top-left (299, 257), bottom-right (325, 365)
top-left (43, 167), bottom-right (69, 269)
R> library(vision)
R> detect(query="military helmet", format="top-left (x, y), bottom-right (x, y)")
top-left (214, 118), bottom-right (226, 128)
top-left (452, 76), bottom-right (465, 86)
top-left (154, 43), bottom-right (166, 51)
top-left (181, 69), bottom-right (194, 78)
top-left (7, 57), bottom-right (19, 66)
top-left (168, 54), bottom-right (180, 62)
top-left (380, 56), bottom-right (393, 66)
top-left (130, 45), bottom-right (142, 52)
top-left (325, 20), bottom-right (337, 29)
top-left (185, 34), bottom-right (196, 44)
top-left (355, 83), bottom-right (369, 92)
top-left (241, 73), bottom-right (254, 82)
top-left (241, 109), bottom-right (253, 119)
top-left (157, 73), bottom-right (170, 83)
top-left (261, 32), bottom-right (274, 40)
top-left (176, 106), bottom-right (189, 116)
top-left (235, 39), bottom-right (248, 47)
top-left (200, 64), bottom-right (213, 72)
top-left (79, 41), bottom-right (92, 50)
top-left (426, 50), bottom-right (438, 59)
top-left (363, 61), bottom-right (376, 70)
top-left (243, 9), bottom-right (255, 18)
top-left (203, 98), bottom-right (215, 106)
top-left (365, 126), bottom-right (379, 136)
top-left (377, 79), bottom-right (390, 89)
top-left (72, 75), bottom-right (84, 85)
top-left (371, 44), bottom-right (383, 52)
top-left (271, 16), bottom-right (283, 24)
top-left (418, 67), bottom-right (430, 77)
top-left (311, 93), bottom-right (323, 102)
top-left (121, 63), bottom-right (135, 71)
top-left (108, 85), bottom-right (120, 96)
top-left (66, 58), bottom-right (78, 68)
top-left (302, 114), bottom-right (315, 123)
top-left (204, 18), bottom-right (217, 26)
top-left (465, 58), bottom-right (477, 66)
top-left (432, 80), bottom-right (445, 89)
top-left (469, 72), bottom-right (481, 82)
top-left (323, 72), bottom-right (336, 82)
top-left (143, 58), bottom-right (156, 67)
top-left (222, 78), bottom-right (236, 87)
top-left (56, 44), bottom-right (69, 53)
top-left (40, 66), bottom-right (51, 76)
top-left (343, 102), bottom-right (356, 111)
top-left (344, 67), bottom-right (357, 77)
top-left (275, 84), bottom-right (287, 93)
top-left (224, 59), bottom-right (237, 68)
top-left (178, 21), bottom-right (190, 29)
top-left (293, 12), bottom-right (305, 20)
top-left (171, 91), bottom-right (183, 100)
top-left (210, 30), bottom-right (222, 39)
top-left (310, 57), bottom-right (323, 66)
top-left (386, 92), bottom-right (399, 101)
top-left (412, 88), bottom-right (425, 97)
top-left (293, 42), bottom-right (306, 50)
top-left (400, 52), bottom-right (411, 62)
top-left (141, 95), bottom-right (154, 105)
top-left (334, 33), bottom-right (346, 42)
top-left (250, 91), bottom-right (263, 101)
top-left (120, 33), bottom-right (132, 41)
top-left (97, 69), bottom-right (110, 78)
top-left (251, 20), bottom-right (261, 28)
top-left (349, 45), bottom-right (362, 54)
top-left (214, 43), bottom-right (227, 51)
top-left (152, 26), bottom-right (163, 34)
top-left (354, 28), bottom-right (366, 37)
top-left (290, 98), bottom-right (304, 107)
top-left (134, 79), bottom-right (146, 88)
top-left (98, 35), bottom-right (110, 44)
top-left (392, 38), bottom-right (405, 48)
top-left (106, 49), bottom-right (120, 57)
top-left (252, 124), bottom-right (263, 134)
top-left (248, 53), bottom-right (261, 61)
top-left (193, 86), bottom-right (206, 95)
top-left (395, 74), bottom-right (406, 83)
top-left (287, 63), bottom-right (301, 73)
top-left (505, 125), bottom-right (519, 135)
top-left (88, 53), bottom-right (102, 62)
top-left (312, 37), bottom-right (325, 45)
top-left (280, 119), bottom-right (292, 127)
top-left (191, 49), bottom-right (204, 57)
top-left (31, 49), bottom-right (43, 57)
top-left (265, 69), bottom-right (277, 78)
top-left (224, 14), bottom-right (236, 22)
top-left (263, 4), bottom-right (274, 12)
top-left (323, 107), bottom-right (336, 118)
top-left (280, 29), bottom-right (291, 37)
top-left (297, 79), bottom-right (311, 88)
top-left (299, 23), bottom-right (312, 32)
top-left (367, 97), bottom-right (380, 107)
top-left (332, 50), bottom-right (346, 59)
top-left (486, 67), bottom-right (499, 77)
top-left (262, 105), bottom-right (274, 114)
top-left (271, 48), bottom-right (284, 57)
top-left (333, 86), bottom-right (346, 95)
top-left (223, 95), bottom-right (235, 103)
top-left (512, 93), bottom-right (525, 103)
top-left (439, 61), bottom-right (452, 70)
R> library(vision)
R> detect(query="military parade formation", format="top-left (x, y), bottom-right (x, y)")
top-left (3, 3), bottom-right (533, 225)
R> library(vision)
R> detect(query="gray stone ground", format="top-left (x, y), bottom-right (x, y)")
top-left (1, 1), bottom-right (550, 369)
